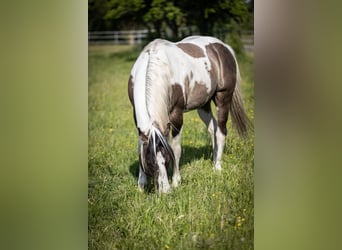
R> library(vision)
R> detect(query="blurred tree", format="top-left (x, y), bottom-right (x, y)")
top-left (143, 0), bottom-right (185, 39)
top-left (179, 0), bottom-right (248, 36)
top-left (88, 0), bottom-right (110, 30)
top-left (104, 0), bottom-right (146, 29)
top-left (89, 0), bottom-right (253, 51)
top-left (243, 0), bottom-right (254, 30)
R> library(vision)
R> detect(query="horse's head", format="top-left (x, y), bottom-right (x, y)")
top-left (138, 124), bottom-right (174, 180)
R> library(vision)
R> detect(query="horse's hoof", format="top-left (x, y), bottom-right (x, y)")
top-left (172, 176), bottom-right (181, 188)
top-left (159, 186), bottom-right (171, 194)
top-left (138, 186), bottom-right (145, 192)
top-left (214, 162), bottom-right (222, 171)
top-left (172, 181), bottom-right (179, 188)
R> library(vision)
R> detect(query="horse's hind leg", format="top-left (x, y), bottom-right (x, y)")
top-left (197, 102), bottom-right (218, 164)
top-left (214, 91), bottom-right (232, 171)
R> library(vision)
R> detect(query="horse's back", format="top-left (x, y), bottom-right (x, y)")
top-left (179, 36), bottom-right (223, 45)
top-left (181, 36), bottom-right (236, 59)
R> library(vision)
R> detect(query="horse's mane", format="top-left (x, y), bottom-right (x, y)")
top-left (138, 39), bottom-right (175, 172)
top-left (145, 39), bottom-right (172, 133)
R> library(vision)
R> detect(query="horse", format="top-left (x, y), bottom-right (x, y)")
top-left (128, 36), bottom-right (251, 193)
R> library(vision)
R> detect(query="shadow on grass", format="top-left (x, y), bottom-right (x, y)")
top-left (128, 160), bottom-right (155, 193)
top-left (180, 145), bottom-right (212, 165)
top-left (128, 145), bottom-right (212, 193)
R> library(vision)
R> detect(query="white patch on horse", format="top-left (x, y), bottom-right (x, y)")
top-left (156, 152), bottom-right (170, 193)
top-left (171, 43), bottom-right (212, 99)
top-left (131, 50), bottom-right (151, 134)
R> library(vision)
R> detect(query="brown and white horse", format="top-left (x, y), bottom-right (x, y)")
top-left (128, 36), bottom-right (250, 193)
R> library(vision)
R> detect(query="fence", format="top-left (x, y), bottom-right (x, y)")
top-left (88, 30), bottom-right (149, 45)
top-left (240, 30), bottom-right (254, 52)
top-left (88, 29), bottom-right (254, 51)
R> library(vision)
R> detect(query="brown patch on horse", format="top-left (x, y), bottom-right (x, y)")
top-left (205, 43), bottom-right (237, 135)
top-left (186, 82), bottom-right (210, 110)
top-left (128, 75), bottom-right (134, 105)
top-left (177, 43), bottom-right (205, 58)
top-left (214, 92), bottom-right (231, 135)
top-left (205, 43), bottom-right (236, 92)
top-left (184, 75), bottom-right (190, 103)
top-left (128, 75), bottom-right (138, 127)
top-left (170, 84), bottom-right (185, 137)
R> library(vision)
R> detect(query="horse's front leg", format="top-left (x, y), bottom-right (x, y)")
top-left (137, 138), bottom-right (147, 191)
top-left (138, 166), bottom-right (147, 191)
top-left (170, 107), bottom-right (183, 188)
top-left (156, 152), bottom-right (171, 193)
top-left (171, 127), bottom-right (182, 187)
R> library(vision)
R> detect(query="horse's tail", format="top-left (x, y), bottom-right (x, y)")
top-left (230, 63), bottom-right (252, 137)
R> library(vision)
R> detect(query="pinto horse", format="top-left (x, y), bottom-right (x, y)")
top-left (128, 36), bottom-right (251, 193)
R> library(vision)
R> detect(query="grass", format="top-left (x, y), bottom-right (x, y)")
top-left (88, 44), bottom-right (254, 249)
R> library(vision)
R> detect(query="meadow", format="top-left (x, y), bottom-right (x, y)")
top-left (88, 43), bottom-right (254, 249)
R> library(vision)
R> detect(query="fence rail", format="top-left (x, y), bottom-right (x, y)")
top-left (88, 30), bottom-right (150, 45)
top-left (240, 30), bottom-right (254, 52)
top-left (88, 29), bottom-right (254, 51)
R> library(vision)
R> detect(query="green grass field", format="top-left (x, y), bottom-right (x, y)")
top-left (88, 44), bottom-right (254, 249)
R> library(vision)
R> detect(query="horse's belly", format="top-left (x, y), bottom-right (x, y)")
top-left (185, 83), bottom-right (213, 111)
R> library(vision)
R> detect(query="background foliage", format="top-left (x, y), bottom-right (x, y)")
top-left (89, 0), bottom-right (254, 41)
